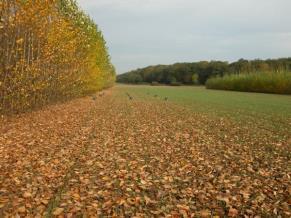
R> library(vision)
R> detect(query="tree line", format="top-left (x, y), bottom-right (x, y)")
top-left (0, 0), bottom-right (115, 114)
top-left (117, 58), bottom-right (291, 85)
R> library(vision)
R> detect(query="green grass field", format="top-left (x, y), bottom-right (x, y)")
top-left (119, 85), bottom-right (291, 114)
top-left (118, 84), bottom-right (291, 139)
top-left (118, 85), bottom-right (291, 117)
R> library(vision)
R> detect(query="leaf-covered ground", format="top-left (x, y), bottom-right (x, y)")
top-left (0, 85), bottom-right (290, 217)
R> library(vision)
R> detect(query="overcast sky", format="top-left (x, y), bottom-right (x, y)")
top-left (77, 0), bottom-right (291, 74)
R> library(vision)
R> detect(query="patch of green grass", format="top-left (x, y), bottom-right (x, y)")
top-left (117, 85), bottom-right (291, 115)
top-left (116, 85), bottom-right (291, 137)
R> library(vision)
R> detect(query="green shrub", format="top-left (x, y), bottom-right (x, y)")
top-left (206, 72), bottom-right (291, 94)
top-left (170, 82), bottom-right (182, 86)
top-left (192, 74), bottom-right (199, 85)
top-left (151, 82), bottom-right (161, 86)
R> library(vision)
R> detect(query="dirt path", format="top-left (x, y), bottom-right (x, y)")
top-left (0, 87), bottom-right (290, 217)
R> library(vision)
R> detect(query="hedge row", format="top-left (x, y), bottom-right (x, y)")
top-left (206, 72), bottom-right (291, 94)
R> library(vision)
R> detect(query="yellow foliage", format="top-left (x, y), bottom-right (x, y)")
top-left (0, 0), bottom-right (116, 114)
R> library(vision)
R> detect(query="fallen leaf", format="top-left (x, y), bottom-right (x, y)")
top-left (23, 192), bottom-right (32, 198)
top-left (18, 206), bottom-right (26, 213)
top-left (53, 208), bottom-right (64, 216)
top-left (199, 210), bottom-right (211, 217)
top-left (228, 208), bottom-right (238, 217)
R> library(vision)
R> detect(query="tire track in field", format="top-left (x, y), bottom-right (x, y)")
top-left (0, 95), bottom-right (106, 216)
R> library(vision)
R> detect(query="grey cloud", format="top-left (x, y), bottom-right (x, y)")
top-left (78, 0), bottom-right (291, 73)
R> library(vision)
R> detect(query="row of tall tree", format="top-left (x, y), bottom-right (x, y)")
top-left (0, 0), bottom-right (115, 114)
top-left (117, 58), bottom-right (291, 85)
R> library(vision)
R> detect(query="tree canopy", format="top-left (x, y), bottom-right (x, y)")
top-left (0, 0), bottom-right (115, 114)
top-left (117, 58), bottom-right (291, 85)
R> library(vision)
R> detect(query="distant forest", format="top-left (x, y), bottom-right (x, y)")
top-left (117, 58), bottom-right (291, 85)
